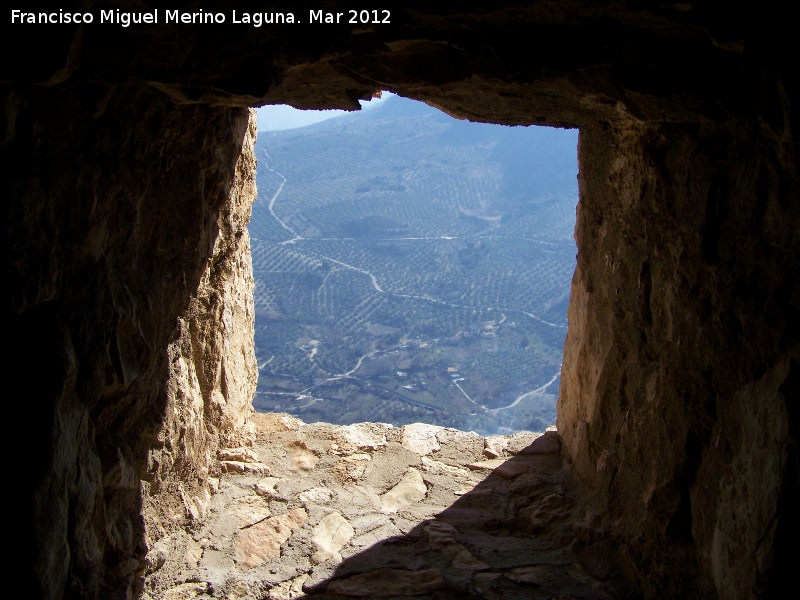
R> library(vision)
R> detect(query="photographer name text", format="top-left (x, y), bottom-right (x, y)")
top-left (10, 8), bottom-right (392, 27)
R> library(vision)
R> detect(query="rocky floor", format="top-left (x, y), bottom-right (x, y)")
top-left (142, 413), bottom-right (637, 599)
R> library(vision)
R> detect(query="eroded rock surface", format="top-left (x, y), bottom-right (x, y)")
top-left (142, 109), bottom-right (260, 554)
top-left (142, 415), bottom-right (633, 599)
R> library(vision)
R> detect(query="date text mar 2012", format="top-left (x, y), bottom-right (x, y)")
top-left (309, 10), bottom-right (391, 24)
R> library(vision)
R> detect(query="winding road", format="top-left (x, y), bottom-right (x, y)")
top-left (489, 368), bottom-right (562, 413)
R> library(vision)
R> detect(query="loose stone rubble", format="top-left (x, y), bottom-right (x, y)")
top-left (142, 414), bottom-right (634, 599)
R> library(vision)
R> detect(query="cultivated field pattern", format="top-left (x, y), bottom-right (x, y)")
top-left (251, 96), bottom-right (578, 435)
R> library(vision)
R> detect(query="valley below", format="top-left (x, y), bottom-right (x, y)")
top-left (251, 96), bottom-right (578, 435)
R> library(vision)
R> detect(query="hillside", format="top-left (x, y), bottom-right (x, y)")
top-left (250, 96), bottom-right (578, 435)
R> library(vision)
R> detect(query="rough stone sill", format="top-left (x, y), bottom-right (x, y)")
top-left (142, 414), bottom-right (633, 599)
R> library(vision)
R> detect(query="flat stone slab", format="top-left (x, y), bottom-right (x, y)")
top-left (234, 507), bottom-right (307, 569)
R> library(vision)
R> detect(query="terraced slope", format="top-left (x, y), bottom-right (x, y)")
top-left (251, 96), bottom-right (578, 434)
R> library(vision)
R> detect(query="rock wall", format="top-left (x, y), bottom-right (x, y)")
top-left (142, 111), bottom-right (259, 557)
top-left (4, 85), bottom-right (256, 598)
top-left (559, 118), bottom-right (799, 597)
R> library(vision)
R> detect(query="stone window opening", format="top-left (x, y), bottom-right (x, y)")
top-left (248, 94), bottom-right (579, 438)
top-left (143, 97), bottom-right (599, 597)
